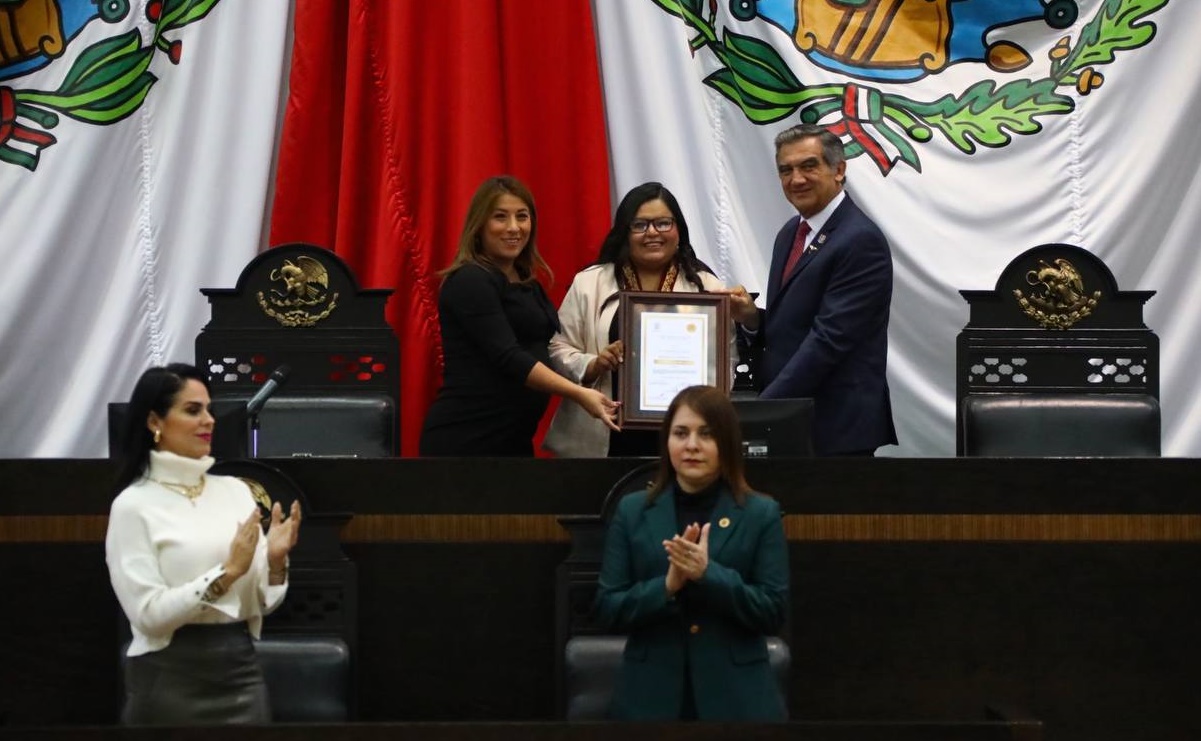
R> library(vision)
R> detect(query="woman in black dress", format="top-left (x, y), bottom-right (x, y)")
top-left (420, 175), bottom-right (620, 456)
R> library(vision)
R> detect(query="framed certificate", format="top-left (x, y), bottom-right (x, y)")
top-left (618, 291), bottom-right (730, 429)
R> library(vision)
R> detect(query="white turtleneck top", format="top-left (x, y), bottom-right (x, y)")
top-left (106, 450), bottom-right (288, 656)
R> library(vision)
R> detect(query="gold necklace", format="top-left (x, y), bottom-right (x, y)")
top-left (151, 474), bottom-right (206, 505)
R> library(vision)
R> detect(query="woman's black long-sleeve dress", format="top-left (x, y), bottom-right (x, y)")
top-left (420, 263), bottom-right (560, 456)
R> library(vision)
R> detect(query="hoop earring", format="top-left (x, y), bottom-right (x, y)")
top-left (153, 429), bottom-right (161, 444)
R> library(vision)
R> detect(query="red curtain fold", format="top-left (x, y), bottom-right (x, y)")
top-left (270, 0), bottom-right (612, 455)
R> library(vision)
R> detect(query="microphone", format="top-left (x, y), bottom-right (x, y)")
top-left (246, 365), bottom-right (291, 416)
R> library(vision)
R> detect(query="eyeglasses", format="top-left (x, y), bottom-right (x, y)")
top-left (629, 217), bottom-right (676, 234)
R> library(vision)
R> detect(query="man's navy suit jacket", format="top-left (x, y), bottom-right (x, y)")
top-left (755, 194), bottom-right (897, 455)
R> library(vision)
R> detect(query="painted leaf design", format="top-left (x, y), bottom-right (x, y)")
top-left (0, 0), bottom-right (224, 171)
top-left (161, 0), bottom-right (220, 30)
top-left (57, 31), bottom-right (142, 93)
top-left (650, 0), bottom-right (706, 28)
top-left (67, 73), bottom-right (156, 124)
top-left (912, 79), bottom-right (1073, 154)
top-left (704, 69), bottom-right (796, 123)
top-left (50, 45), bottom-right (153, 108)
top-left (723, 29), bottom-right (802, 95)
top-left (1055, 0), bottom-right (1167, 76)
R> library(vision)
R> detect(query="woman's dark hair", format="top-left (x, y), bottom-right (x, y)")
top-left (112, 363), bottom-right (210, 496)
top-left (594, 182), bottom-right (713, 290)
top-left (647, 385), bottom-right (753, 505)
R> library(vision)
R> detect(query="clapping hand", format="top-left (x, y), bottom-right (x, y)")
top-left (266, 500), bottom-right (302, 569)
top-left (664, 522), bottom-right (710, 594)
top-left (224, 510), bottom-right (261, 580)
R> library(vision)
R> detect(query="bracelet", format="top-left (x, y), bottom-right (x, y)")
top-left (202, 575), bottom-right (228, 603)
top-left (269, 566), bottom-right (288, 582)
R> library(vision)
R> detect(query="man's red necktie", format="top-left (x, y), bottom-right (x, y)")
top-left (780, 220), bottom-right (811, 282)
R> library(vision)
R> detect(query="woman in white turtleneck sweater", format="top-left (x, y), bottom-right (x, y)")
top-left (106, 363), bottom-right (301, 725)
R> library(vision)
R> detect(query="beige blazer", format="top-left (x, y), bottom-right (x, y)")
top-left (543, 263), bottom-right (732, 457)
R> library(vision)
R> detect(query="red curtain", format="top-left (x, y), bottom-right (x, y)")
top-left (270, 0), bottom-right (612, 455)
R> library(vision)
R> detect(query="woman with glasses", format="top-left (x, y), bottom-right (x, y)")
top-left (543, 182), bottom-right (730, 457)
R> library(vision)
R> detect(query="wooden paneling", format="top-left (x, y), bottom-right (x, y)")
top-left (7, 513), bottom-right (1201, 544)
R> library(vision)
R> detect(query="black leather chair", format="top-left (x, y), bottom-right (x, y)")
top-left (249, 395), bottom-right (394, 458)
top-left (563, 634), bottom-right (791, 721)
top-left (960, 393), bottom-right (1160, 456)
top-left (557, 461), bottom-right (791, 720)
top-left (256, 637), bottom-right (351, 721)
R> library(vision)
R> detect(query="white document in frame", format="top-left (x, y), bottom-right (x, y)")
top-left (639, 310), bottom-right (710, 411)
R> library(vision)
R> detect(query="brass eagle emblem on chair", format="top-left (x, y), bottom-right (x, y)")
top-left (1013, 257), bottom-right (1101, 329)
top-left (256, 256), bottom-right (340, 327)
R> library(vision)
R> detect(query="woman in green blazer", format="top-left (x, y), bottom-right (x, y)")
top-left (595, 385), bottom-right (790, 720)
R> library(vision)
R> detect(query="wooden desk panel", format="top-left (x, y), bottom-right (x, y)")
top-left (6, 512), bottom-right (1201, 544)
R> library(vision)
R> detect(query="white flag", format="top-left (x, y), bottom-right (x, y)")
top-left (0, 0), bottom-right (291, 457)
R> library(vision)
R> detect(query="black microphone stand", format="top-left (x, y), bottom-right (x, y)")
top-left (249, 407), bottom-right (262, 459)
top-left (243, 365), bottom-right (291, 459)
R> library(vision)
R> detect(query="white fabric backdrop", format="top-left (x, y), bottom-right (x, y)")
top-left (0, 1), bottom-right (291, 457)
top-left (593, 0), bottom-right (1201, 456)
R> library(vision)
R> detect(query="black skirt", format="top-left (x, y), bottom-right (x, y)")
top-left (122, 622), bottom-right (270, 725)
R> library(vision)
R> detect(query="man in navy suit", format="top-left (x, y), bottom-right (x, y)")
top-left (728, 124), bottom-right (897, 455)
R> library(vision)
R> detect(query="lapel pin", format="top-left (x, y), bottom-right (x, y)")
top-left (718, 517), bottom-right (731, 528)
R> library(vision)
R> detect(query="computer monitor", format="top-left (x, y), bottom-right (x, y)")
top-left (107, 399), bottom-right (249, 460)
top-left (732, 397), bottom-right (815, 458)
